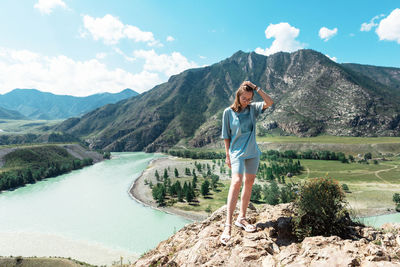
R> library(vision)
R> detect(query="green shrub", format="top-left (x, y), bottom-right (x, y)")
top-left (250, 184), bottom-right (262, 202)
top-left (341, 183), bottom-right (350, 192)
top-left (205, 205), bottom-right (212, 213)
top-left (393, 193), bottom-right (400, 204)
top-left (262, 181), bottom-right (280, 205)
top-left (396, 204), bottom-right (400, 212)
top-left (292, 177), bottom-right (351, 240)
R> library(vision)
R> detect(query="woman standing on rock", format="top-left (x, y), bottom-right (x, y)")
top-left (220, 81), bottom-right (274, 245)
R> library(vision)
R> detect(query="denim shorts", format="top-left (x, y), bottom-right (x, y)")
top-left (231, 157), bottom-right (260, 175)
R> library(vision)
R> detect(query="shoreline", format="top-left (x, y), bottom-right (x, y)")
top-left (354, 208), bottom-right (399, 220)
top-left (128, 155), bottom-right (208, 222)
top-left (128, 154), bottom-right (399, 224)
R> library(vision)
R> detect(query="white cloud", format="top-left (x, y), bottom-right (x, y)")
top-left (360, 14), bottom-right (385, 32)
top-left (133, 49), bottom-right (198, 77)
top-left (319, 27), bottom-right (338, 41)
top-left (255, 22), bottom-right (305, 56)
top-left (326, 54), bottom-right (337, 62)
top-left (34, 0), bottom-right (67, 14)
top-left (82, 14), bottom-right (160, 46)
top-left (95, 53), bottom-right (107, 59)
top-left (166, 36), bottom-right (175, 42)
top-left (113, 48), bottom-right (135, 62)
top-left (0, 47), bottom-right (162, 96)
top-left (376, 9), bottom-right (400, 44)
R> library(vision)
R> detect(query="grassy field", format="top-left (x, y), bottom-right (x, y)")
top-left (161, 153), bottom-right (400, 218)
top-left (0, 119), bottom-right (62, 135)
top-left (289, 156), bottom-right (400, 217)
top-left (257, 135), bottom-right (400, 144)
top-left (256, 136), bottom-right (400, 158)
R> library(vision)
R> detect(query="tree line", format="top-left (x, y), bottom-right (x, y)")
top-left (261, 149), bottom-right (352, 163)
top-left (0, 158), bottom-right (93, 192)
top-left (0, 146), bottom-right (94, 192)
top-left (250, 181), bottom-right (297, 205)
top-left (168, 148), bottom-right (360, 164)
top-left (257, 158), bottom-right (302, 181)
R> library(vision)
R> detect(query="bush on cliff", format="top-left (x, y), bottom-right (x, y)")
top-left (292, 177), bottom-right (352, 240)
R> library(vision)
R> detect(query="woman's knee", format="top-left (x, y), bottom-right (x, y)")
top-left (231, 174), bottom-right (243, 188)
top-left (244, 174), bottom-right (256, 186)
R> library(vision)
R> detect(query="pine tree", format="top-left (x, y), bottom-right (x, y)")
top-left (192, 175), bottom-right (197, 189)
top-left (152, 184), bottom-right (166, 206)
top-left (163, 168), bottom-right (168, 179)
top-left (201, 180), bottom-right (210, 196)
top-left (211, 174), bottom-right (219, 190)
top-left (185, 182), bottom-right (194, 203)
top-left (183, 181), bottom-right (188, 195)
top-left (174, 168), bottom-right (179, 178)
top-left (177, 188), bottom-right (184, 202)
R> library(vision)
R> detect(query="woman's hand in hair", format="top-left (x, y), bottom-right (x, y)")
top-left (243, 81), bottom-right (257, 90)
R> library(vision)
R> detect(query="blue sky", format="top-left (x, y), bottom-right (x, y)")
top-left (0, 0), bottom-right (399, 96)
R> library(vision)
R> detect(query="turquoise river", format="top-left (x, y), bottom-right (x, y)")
top-left (0, 152), bottom-right (190, 266)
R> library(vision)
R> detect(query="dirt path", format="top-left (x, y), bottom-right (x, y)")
top-left (374, 164), bottom-right (398, 184)
top-left (305, 167), bottom-right (310, 178)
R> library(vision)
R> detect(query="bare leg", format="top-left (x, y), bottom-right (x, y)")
top-left (238, 173), bottom-right (256, 226)
top-left (223, 173), bottom-right (243, 235)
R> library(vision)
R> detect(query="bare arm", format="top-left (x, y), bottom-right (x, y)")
top-left (224, 138), bottom-right (231, 168)
top-left (242, 81), bottom-right (274, 110)
top-left (257, 88), bottom-right (274, 110)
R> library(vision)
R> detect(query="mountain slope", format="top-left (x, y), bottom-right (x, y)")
top-left (55, 49), bottom-right (400, 152)
top-left (0, 106), bottom-right (27, 120)
top-left (342, 63), bottom-right (400, 92)
top-left (0, 88), bottom-right (139, 120)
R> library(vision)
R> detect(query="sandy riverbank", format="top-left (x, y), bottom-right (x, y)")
top-left (129, 156), bottom-right (210, 222)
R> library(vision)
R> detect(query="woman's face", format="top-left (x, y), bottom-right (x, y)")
top-left (239, 91), bottom-right (253, 108)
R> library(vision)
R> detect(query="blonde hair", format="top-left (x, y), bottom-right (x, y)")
top-left (230, 82), bottom-right (254, 112)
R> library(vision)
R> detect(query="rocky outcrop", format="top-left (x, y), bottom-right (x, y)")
top-left (134, 203), bottom-right (400, 266)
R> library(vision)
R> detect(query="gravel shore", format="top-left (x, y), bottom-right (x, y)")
top-left (129, 156), bottom-right (212, 222)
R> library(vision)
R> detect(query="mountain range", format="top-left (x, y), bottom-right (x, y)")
top-left (55, 49), bottom-right (400, 152)
top-left (0, 88), bottom-right (138, 120)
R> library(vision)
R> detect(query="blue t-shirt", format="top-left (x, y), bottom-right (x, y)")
top-left (220, 102), bottom-right (265, 160)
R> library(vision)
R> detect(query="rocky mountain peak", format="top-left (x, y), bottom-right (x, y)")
top-left (135, 203), bottom-right (400, 266)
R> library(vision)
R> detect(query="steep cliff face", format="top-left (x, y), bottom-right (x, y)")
top-left (56, 49), bottom-right (400, 152)
top-left (134, 204), bottom-right (400, 266)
